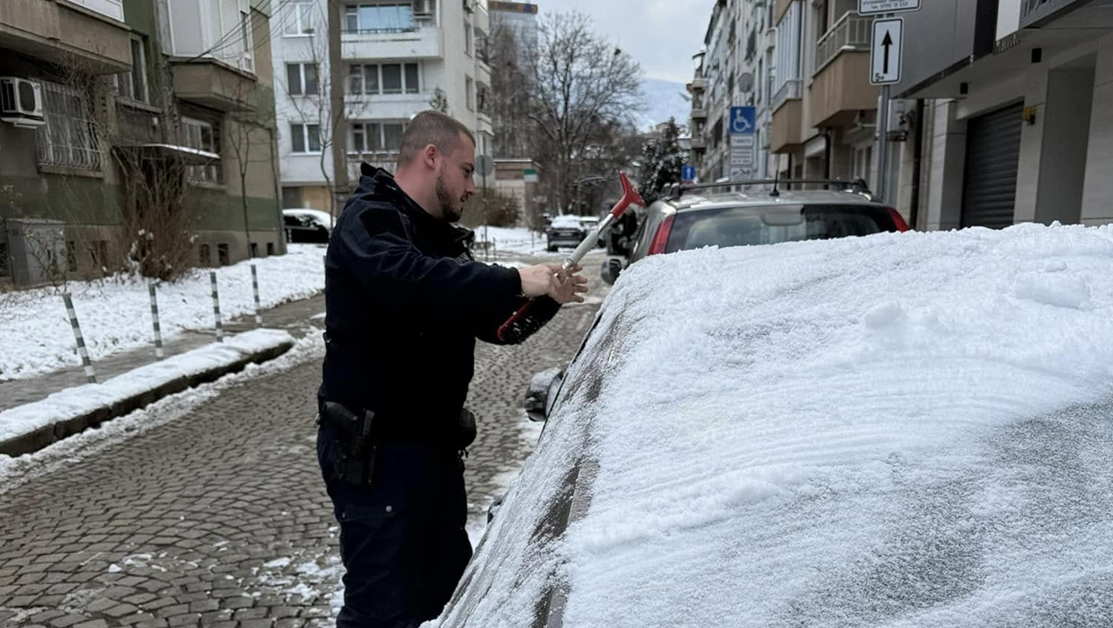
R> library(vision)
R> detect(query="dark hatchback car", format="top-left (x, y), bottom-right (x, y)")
top-left (605, 181), bottom-right (909, 283)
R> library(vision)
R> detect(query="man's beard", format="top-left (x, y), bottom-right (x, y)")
top-left (435, 172), bottom-right (462, 223)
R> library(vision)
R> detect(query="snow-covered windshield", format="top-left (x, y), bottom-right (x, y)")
top-left (438, 224), bottom-right (1113, 628)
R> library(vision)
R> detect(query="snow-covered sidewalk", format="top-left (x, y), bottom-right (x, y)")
top-left (0, 328), bottom-right (294, 456)
top-left (0, 245), bottom-right (326, 381)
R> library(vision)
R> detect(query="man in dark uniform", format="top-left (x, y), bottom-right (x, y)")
top-left (316, 111), bottom-right (587, 628)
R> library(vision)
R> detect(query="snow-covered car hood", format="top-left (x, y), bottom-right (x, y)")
top-left (437, 224), bottom-right (1113, 628)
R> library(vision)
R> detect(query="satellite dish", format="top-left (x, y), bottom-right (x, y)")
top-left (739, 72), bottom-right (754, 93)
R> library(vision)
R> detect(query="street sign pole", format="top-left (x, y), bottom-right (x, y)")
top-left (877, 83), bottom-right (890, 202)
top-left (868, 15), bottom-right (904, 203)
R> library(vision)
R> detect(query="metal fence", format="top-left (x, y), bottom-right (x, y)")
top-left (772, 79), bottom-right (802, 112)
top-left (815, 12), bottom-right (873, 75)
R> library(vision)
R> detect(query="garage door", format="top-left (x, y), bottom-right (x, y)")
top-left (961, 103), bottom-right (1023, 229)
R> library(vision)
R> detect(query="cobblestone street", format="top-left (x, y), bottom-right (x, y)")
top-left (0, 253), bottom-right (608, 628)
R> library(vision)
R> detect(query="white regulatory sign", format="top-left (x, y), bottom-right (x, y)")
top-left (858, 0), bottom-right (920, 15)
top-left (870, 18), bottom-right (904, 86)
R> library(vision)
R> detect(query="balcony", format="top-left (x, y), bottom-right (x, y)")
top-left (772, 78), bottom-right (802, 114)
top-left (344, 92), bottom-right (430, 120)
top-left (814, 13), bottom-right (871, 75)
top-left (690, 137), bottom-right (707, 151)
top-left (170, 59), bottom-right (258, 112)
top-left (691, 103), bottom-right (708, 121)
top-left (0, 0), bottom-right (130, 74)
top-left (341, 26), bottom-right (443, 60)
top-left (689, 77), bottom-right (708, 92)
top-left (771, 95), bottom-right (803, 152)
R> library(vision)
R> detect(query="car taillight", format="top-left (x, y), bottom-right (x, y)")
top-left (886, 207), bottom-right (910, 232)
top-left (648, 214), bottom-right (676, 255)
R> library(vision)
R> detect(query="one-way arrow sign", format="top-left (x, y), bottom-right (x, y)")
top-left (871, 18), bottom-right (903, 85)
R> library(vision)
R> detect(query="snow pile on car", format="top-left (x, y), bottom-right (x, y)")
top-left (440, 223), bottom-right (1113, 628)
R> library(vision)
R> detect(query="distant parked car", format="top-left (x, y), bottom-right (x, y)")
top-left (283, 208), bottom-right (334, 244)
top-left (546, 215), bottom-right (587, 252)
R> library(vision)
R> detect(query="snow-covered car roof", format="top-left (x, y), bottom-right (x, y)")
top-left (550, 215), bottom-right (585, 228)
top-left (438, 224), bottom-right (1113, 628)
top-left (282, 208), bottom-right (334, 229)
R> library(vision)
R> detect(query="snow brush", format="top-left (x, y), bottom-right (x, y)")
top-left (497, 171), bottom-right (645, 343)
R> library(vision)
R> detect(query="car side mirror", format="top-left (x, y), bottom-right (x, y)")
top-left (601, 258), bottom-right (623, 286)
top-left (524, 367), bottom-right (564, 422)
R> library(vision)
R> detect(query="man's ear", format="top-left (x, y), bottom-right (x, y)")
top-left (423, 144), bottom-right (439, 169)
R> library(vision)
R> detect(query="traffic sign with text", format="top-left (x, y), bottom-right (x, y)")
top-left (870, 18), bottom-right (904, 85)
top-left (858, 0), bottom-right (920, 16)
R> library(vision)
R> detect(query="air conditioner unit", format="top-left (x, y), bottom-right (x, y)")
top-left (413, 0), bottom-right (433, 17)
top-left (0, 78), bottom-right (45, 128)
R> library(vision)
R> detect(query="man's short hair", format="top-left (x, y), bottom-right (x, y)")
top-left (397, 111), bottom-right (476, 167)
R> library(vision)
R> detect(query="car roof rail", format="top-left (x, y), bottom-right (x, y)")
top-left (668, 178), bottom-right (872, 201)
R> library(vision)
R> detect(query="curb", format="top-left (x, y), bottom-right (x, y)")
top-left (0, 341), bottom-right (293, 458)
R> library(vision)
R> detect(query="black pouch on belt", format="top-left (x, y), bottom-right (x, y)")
top-left (322, 401), bottom-right (377, 487)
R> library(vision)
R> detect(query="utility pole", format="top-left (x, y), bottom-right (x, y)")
top-left (328, 0), bottom-right (350, 212)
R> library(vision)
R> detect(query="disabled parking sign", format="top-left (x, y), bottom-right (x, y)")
top-left (730, 107), bottom-right (756, 135)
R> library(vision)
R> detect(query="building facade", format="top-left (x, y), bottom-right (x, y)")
top-left (688, 0), bottom-right (775, 184)
top-left (894, 0), bottom-right (1113, 230)
top-left (273, 0), bottom-right (496, 214)
top-left (0, 0), bottom-right (283, 287)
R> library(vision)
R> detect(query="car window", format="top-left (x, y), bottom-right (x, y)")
top-left (665, 204), bottom-right (894, 253)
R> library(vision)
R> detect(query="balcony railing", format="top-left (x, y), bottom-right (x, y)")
top-left (772, 79), bottom-right (802, 112)
top-left (815, 12), bottom-right (872, 75)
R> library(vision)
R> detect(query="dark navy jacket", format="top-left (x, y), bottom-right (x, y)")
top-left (318, 165), bottom-right (556, 442)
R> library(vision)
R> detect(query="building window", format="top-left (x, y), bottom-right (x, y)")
top-left (182, 117), bottom-right (220, 185)
top-left (287, 63), bottom-right (319, 96)
top-left (91, 240), bottom-right (108, 270)
top-left (464, 20), bottom-right (473, 56)
top-left (117, 37), bottom-right (149, 104)
top-left (250, 242), bottom-right (258, 257)
top-left (465, 76), bottom-right (474, 111)
top-left (349, 121), bottom-right (407, 154)
top-left (345, 3), bottom-right (416, 33)
top-left (284, 2), bottom-right (316, 35)
top-left (36, 81), bottom-right (100, 171)
top-left (476, 82), bottom-right (489, 115)
top-left (475, 29), bottom-right (488, 62)
top-left (291, 123), bottom-right (322, 153)
top-left (348, 63), bottom-right (419, 95)
top-left (66, 241), bottom-right (78, 273)
top-left (282, 187), bottom-right (302, 208)
top-left (200, 244), bottom-right (212, 266)
top-left (267, 242), bottom-right (275, 255)
top-left (240, 10), bottom-right (253, 72)
top-left (218, 243), bottom-right (230, 266)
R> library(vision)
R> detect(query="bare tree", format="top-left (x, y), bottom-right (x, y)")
top-left (522, 11), bottom-right (643, 212)
top-left (221, 69), bottom-right (279, 258)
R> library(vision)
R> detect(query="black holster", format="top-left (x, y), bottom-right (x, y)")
top-left (322, 401), bottom-right (377, 487)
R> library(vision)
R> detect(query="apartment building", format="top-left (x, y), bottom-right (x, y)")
top-left (894, 0), bottom-right (1113, 230)
top-left (0, 0), bottom-right (283, 287)
top-left (273, 0), bottom-right (496, 213)
top-left (688, 0), bottom-right (774, 183)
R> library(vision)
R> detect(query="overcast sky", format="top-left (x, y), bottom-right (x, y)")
top-left (541, 0), bottom-right (715, 85)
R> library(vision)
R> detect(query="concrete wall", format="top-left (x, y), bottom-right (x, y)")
top-left (1080, 34), bottom-right (1113, 224)
top-left (1035, 66), bottom-right (1094, 225)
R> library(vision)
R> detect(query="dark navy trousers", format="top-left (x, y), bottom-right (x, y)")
top-left (317, 424), bottom-right (472, 628)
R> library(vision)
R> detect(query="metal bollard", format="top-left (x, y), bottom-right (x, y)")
top-left (149, 282), bottom-right (164, 359)
top-left (210, 271), bottom-right (224, 342)
top-left (62, 294), bottom-right (97, 383)
top-left (251, 264), bottom-right (262, 326)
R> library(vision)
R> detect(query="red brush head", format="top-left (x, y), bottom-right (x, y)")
top-left (610, 171), bottom-right (646, 218)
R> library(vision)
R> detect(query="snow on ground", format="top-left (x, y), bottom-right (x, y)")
top-left (0, 244), bottom-right (326, 381)
top-left (471, 226), bottom-right (557, 257)
top-left (0, 328), bottom-right (294, 446)
top-left (0, 331), bottom-right (324, 492)
top-left (440, 223), bottom-right (1113, 628)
